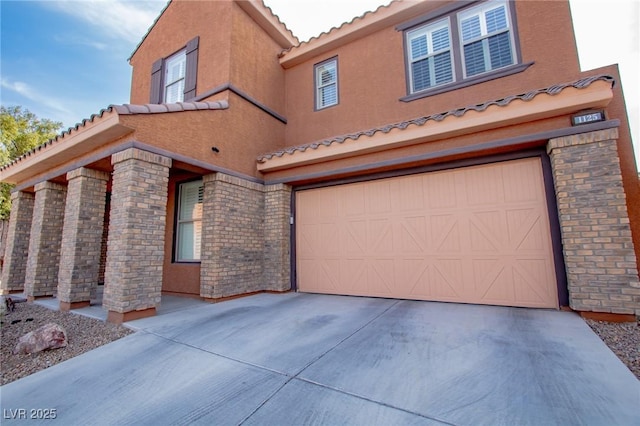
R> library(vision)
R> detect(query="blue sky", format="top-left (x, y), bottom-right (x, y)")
top-left (1, 0), bottom-right (638, 161)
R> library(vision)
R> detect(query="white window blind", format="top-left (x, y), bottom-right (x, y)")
top-left (316, 59), bottom-right (338, 109)
top-left (176, 180), bottom-right (203, 261)
top-left (164, 50), bottom-right (186, 103)
top-left (459, 1), bottom-right (514, 77)
top-left (407, 18), bottom-right (454, 93)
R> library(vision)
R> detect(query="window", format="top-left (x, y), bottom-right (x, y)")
top-left (176, 180), bottom-right (203, 262)
top-left (407, 19), bottom-right (453, 93)
top-left (164, 50), bottom-right (186, 103)
top-left (315, 58), bottom-right (338, 109)
top-left (402, 0), bottom-right (523, 98)
top-left (459, 1), bottom-right (514, 77)
top-left (150, 36), bottom-right (199, 104)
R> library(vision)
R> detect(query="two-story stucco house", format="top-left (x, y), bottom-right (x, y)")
top-left (1, 0), bottom-right (638, 323)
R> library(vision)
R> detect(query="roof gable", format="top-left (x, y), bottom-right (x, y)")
top-left (129, 0), bottom-right (297, 62)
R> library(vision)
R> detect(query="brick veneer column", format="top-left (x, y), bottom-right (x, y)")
top-left (200, 173), bottom-right (265, 300)
top-left (58, 167), bottom-right (109, 311)
top-left (24, 181), bottom-right (67, 300)
top-left (548, 128), bottom-right (640, 316)
top-left (0, 191), bottom-right (35, 294)
top-left (263, 184), bottom-right (291, 292)
top-left (104, 148), bottom-right (171, 323)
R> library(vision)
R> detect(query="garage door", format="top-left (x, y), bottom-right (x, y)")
top-left (295, 157), bottom-right (559, 308)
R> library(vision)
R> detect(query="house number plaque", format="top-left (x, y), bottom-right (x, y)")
top-left (571, 110), bottom-right (605, 126)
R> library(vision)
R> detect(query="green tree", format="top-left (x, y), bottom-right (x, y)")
top-left (0, 106), bottom-right (63, 219)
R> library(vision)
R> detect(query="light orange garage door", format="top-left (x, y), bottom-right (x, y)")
top-left (295, 157), bottom-right (559, 308)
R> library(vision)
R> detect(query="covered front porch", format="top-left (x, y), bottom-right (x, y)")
top-left (0, 100), bottom-right (292, 323)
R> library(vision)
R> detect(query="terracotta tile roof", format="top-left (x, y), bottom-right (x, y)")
top-left (258, 0), bottom-right (299, 44)
top-left (0, 101), bottom-right (229, 172)
top-left (112, 100), bottom-right (228, 114)
top-left (256, 75), bottom-right (615, 162)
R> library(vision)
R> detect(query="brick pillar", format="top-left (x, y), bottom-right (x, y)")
top-left (0, 191), bottom-right (35, 294)
top-left (58, 168), bottom-right (110, 311)
top-left (263, 184), bottom-right (291, 292)
top-left (104, 148), bottom-right (171, 323)
top-left (200, 173), bottom-right (265, 300)
top-left (548, 128), bottom-right (640, 316)
top-left (24, 181), bottom-right (67, 300)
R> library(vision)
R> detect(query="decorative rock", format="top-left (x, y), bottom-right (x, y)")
top-left (13, 323), bottom-right (68, 355)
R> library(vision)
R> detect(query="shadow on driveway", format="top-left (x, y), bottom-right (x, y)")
top-left (1, 293), bottom-right (638, 425)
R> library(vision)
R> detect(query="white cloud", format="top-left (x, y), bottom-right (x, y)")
top-left (52, 34), bottom-right (108, 51)
top-left (1, 77), bottom-right (77, 124)
top-left (45, 0), bottom-right (167, 45)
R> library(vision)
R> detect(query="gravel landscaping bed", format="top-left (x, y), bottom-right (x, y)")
top-left (1, 301), bottom-right (133, 385)
top-left (585, 318), bottom-right (640, 380)
top-left (1, 301), bottom-right (638, 386)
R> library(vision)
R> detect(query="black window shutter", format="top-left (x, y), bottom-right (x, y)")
top-left (150, 58), bottom-right (163, 104)
top-left (184, 36), bottom-right (199, 101)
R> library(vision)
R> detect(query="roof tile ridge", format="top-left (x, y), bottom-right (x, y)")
top-left (258, 0), bottom-right (299, 45)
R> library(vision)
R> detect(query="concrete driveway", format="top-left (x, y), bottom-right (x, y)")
top-left (1, 293), bottom-right (638, 425)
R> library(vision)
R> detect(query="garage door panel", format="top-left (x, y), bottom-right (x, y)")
top-left (296, 158), bottom-right (558, 309)
top-left (397, 178), bottom-right (425, 211)
top-left (433, 216), bottom-right (461, 252)
top-left (476, 263), bottom-right (514, 303)
top-left (469, 218), bottom-right (502, 252)
top-left (516, 216), bottom-right (547, 252)
top-left (368, 259), bottom-right (396, 296)
top-left (503, 159), bottom-right (543, 202)
top-left (344, 220), bottom-right (367, 255)
top-left (399, 218), bottom-right (428, 253)
top-left (298, 259), bottom-right (341, 293)
top-left (463, 166), bottom-right (504, 206)
top-left (343, 185), bottom-right (366, 216)
top-left (425, 172), bottom-right (457, 209)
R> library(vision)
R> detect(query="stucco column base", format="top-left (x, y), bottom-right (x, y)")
top-left (59, 301), bottom-right (91, 311)
top-left (107, 308), bottom-right (156, 324)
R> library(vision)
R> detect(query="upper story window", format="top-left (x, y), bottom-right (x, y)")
top-left (150, 36), bottom-right (199, 104)
top-left (401, 0), bottom-right (526, 100)
top-left (164, 50), bottom-right (186, 103)
top-left (407, 19), bottom-right (453, 93)
top-left (459, 1), bottom-right (514, 77)
top-left (315, 57), bottom-right (338, 110)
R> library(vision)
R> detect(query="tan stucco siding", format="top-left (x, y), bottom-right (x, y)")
top-left (129, 0), bottom-right (234, 105)
top-left (120, 94), bottom-right (285, 179)
top-left (282, 1), bottom-right (582, 147)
